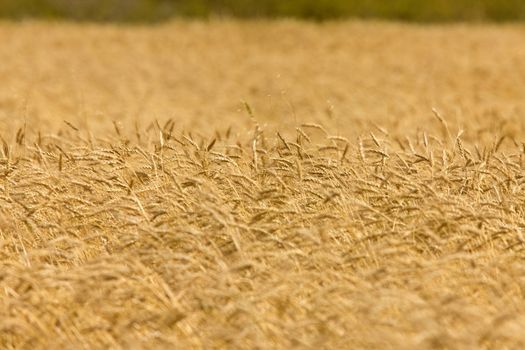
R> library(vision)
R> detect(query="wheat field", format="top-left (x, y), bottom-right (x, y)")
top-left (1, 20), bottom-right (525, 349)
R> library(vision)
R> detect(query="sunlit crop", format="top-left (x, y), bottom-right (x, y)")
top-left (1, 20), bottom-right (525, 349)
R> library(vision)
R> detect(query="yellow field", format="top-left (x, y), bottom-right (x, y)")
top-left (1, 20), bottom-right (525, 349)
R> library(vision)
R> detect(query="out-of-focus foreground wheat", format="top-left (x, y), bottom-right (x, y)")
top-left (1, 21), bottom-right (525, 349)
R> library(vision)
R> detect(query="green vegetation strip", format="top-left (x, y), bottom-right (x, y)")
top-left (2, 0), bottom-right (525, 22)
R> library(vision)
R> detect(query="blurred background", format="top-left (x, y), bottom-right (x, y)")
top-left (1, 0), bottom-right (525, 22)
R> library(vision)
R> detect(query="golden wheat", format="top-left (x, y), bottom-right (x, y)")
top-left (1, 20), bottom-right (525, 350)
